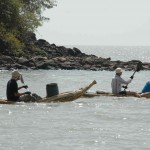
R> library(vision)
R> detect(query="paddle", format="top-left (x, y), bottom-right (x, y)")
top-left (131, 61), bottom-right (142, 77)
top-left (123, 61), bottom-right (142, 90)
top-left (20, 75), bottom-right (30, 93)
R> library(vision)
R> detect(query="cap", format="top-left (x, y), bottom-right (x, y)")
top-left (12, 70), bottom-right (21, 79)
top-left (115, 68), bottom-right (123, 74)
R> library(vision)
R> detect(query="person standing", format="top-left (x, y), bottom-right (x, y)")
top-left (111, 68), bottom-right (141, 97)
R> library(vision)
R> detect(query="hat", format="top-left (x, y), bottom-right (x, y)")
top-left (115, 68), bottom-right (123, 74)
top-left (12, 70), bottom-right (21, 79)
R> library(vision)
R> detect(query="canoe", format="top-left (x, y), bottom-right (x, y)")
top-left (0, 80), bottom-right (96, 104)
top-left (38, 80), bottom-right (96, 103)
top-left (83, 91), bottom-right (150, 98)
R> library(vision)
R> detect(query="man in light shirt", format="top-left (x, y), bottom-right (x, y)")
top-left (111, 68), bottom-right (141, 97)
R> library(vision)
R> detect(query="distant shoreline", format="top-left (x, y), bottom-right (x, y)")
top-left (0, 33), bottom-right (150, 71)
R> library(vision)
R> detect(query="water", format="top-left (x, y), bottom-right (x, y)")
top-left (67, 45), bottom-right (150, 62)
top-left (0, 46), bottom-right (150, 150)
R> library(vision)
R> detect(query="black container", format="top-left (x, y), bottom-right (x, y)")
top-left (46, 83), bottom-right (59, 97)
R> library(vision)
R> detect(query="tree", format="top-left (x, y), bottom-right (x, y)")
top-left (0, 0), bottom-right (56, 56)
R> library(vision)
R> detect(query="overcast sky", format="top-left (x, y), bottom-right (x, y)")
top-left (36, 0), bottom-right (150, 46)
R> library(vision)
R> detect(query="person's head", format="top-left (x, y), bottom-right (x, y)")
top-left (11, 70), bottom-right (21, 80)
top-left (115, 68), bottom-right (123, 76)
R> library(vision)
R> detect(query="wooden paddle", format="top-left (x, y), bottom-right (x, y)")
top-left (131, 61), bottom-right (142, 77)
top-left (123, 61), bottom-right (142, 90)
top-left (20, 75), bottom-right (30, 92)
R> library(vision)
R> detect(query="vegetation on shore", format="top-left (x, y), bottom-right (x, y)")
top-left (0, 0), bottom-right (56, 56)
top-left (0, 1), bottom-right (149, 71)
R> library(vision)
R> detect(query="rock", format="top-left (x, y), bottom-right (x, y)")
top-left (17, 57), bottom-right (28, 64)
top-left (11, 63), bottom-right (28, 69)
top-left (1, 31), bottom-right (150, 71)
top-left (0, 55), bottom-right (14, 65)
top-left (36, 61), bottom-right (49, 69)
top-left (83, 64), bottom-right (91, 70)
top-left (73, 47), bottom-right (82, 54)
top-left (25, 32), bottom-right (36, 43)
top-left (35, 39), bottom-right (51, 47)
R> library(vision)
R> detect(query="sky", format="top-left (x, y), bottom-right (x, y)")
top-left (36, 0), bottom-right (150, 46)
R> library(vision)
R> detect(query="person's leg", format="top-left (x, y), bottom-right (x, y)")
top-left (19, 94), bottom-right (35, 102)
top-left (126, 91), bottom-right (141, 98)
top-left (119, 91), bottom-right (126, 96)
top-left (19, 93), bottom-right (42, 102)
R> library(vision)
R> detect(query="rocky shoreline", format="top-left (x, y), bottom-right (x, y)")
top-left (0, 33), bottom-right (150, 71)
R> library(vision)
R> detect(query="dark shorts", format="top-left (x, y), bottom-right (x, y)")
top-left (119, 91), bottom-right (127, 95)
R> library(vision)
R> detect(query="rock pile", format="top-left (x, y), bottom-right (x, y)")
top-left (0, 33), bottom-right (150, 71)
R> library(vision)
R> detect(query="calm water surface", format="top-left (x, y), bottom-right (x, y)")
top-left (67, 45), bottom-right (150, 62)
top-left (0, 70), bottom-right (150, 150)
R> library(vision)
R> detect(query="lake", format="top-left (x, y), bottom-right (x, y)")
top-left (0, 68), bottom-right (150, 150)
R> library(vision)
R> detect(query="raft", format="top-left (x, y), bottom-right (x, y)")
top-left (83, 91), bottom-right (150, 98)
top-left (38, 80), bottom-right (96, 103)
top-left (0, 80), bottom-right (96, 104)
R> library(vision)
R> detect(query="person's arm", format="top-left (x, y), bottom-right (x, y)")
top-left (18, 86), bottom-right (24, 90)
top-left (119, 77), bottom-right (132, 84)
top-left (14, 92), bottom-right (26, 97)
top-left (14, 91), bottom-right (31, 97)
top-left (18, 85), bottom-right (28, 90)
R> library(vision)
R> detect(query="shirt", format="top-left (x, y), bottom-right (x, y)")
top-left (6, 79), bottom-right (19, 101)
top-left (111, 75), bottom-right (132, 94)
top-left (141, 81), bottom-right (150, 93)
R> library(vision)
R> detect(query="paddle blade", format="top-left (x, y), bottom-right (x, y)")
top-left (136, 62), bottom-right (142, 72)
top-left (20, 75), bottom-right (24, 84)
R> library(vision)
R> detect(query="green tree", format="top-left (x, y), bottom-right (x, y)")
top-left (0, 0), bottom-right (56, 56)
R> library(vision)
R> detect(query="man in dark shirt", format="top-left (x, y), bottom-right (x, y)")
top-left (6, 70), bottom-right (31, 101)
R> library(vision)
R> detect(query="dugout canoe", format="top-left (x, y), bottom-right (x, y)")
top-left (83, 91), bottom-right (150, 98)
top-left (0, 80), bottom-right (97, 104)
